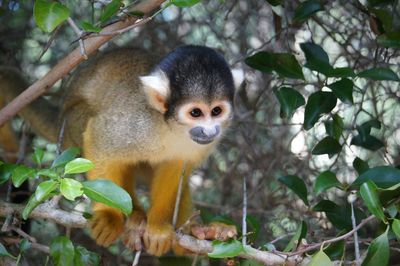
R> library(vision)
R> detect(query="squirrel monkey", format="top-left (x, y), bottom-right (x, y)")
top-left (0, 45), bottom-right (242, 256)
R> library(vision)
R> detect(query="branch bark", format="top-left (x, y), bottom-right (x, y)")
top-left (0, 0), bottom-right (166, 127)
top-left (0, 201), bottom-right (306, 265)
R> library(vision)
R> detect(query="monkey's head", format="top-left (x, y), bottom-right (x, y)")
top-left (140, 45), bottom-right (243, 146)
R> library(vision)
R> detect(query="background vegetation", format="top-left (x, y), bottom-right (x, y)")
top-left (0, 0), bottom-right (399, 265)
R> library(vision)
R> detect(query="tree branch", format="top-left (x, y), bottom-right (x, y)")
top-left (0, 200), bottom-right (306, 265)
top-left (0, 0), bottom-right (166, 127)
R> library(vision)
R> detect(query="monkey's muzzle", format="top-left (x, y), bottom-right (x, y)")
top-left (189, 125), bottom-right (220, 145)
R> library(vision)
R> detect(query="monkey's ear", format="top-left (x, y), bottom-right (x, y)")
top-left (140, 71), bottom-right (170, 113)
top-left (231, 68), bottom-right (244, 91)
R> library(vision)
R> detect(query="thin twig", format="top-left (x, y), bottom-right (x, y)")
top-left (132, 250), bottom-right (141, 266)
top-left (67, 18), bottom-right (88, 59)
top-left (242, 176), bottom-right (247, 246)
top-left (56, 118), bottom-right (66, 156)
top-left (172, 162), bottom-right (186, 229)
top-left (289, 215), bottom-right (375, 256)
top-left (350, 198), bottom-right (360, 264)
top-left (2, 237), bottom-right (50, 254)
top-left (9, 226), bottom-right (37, 243)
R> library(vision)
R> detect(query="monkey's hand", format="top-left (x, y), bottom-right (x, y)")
top-left (143, 223), bottom-right (174, 256)
top-left (191, 222), bottom-right (237, 241)
top-left (123, 210), bottom-right (147, 251)
top-left (90, 208), bottom-right (124, 246)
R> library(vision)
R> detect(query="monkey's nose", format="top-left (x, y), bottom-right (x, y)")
top-left (190, 126), bottom-right (220, 145)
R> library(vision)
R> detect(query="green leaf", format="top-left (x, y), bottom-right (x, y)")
top-left (351, 135), bottom-right (384, 151)
top-left (83, 179), bottom-right (132, 215)
top-left (357, 119), bottom-right (381, 141)
top-left (312, 136), bottom-right (342, 157)
top-left (64, 158), bottom-right (94, 174)
top-left (246, 215), bottom-right (261, 242)
top-left (80, 21), bottom-right (101, 33)
top-left (353, 157), bottom-right (369, 175)
top-left (392, 219), bottom-right (400, 241)
top-left (73, 246), bottom-right (100, 266)
top-left (172, 0), bottom-right (201, 7)
top-left (324, 240), bottom-right (345, 260)
top-left (300, 42), bottom-right (332, 75)
top-left (32, 148), bottom-right (45, 165)
top-left (367, 0), bottom-right (396, 7)
top-left (37, 169), bottom-right (59, 179)
top-left (274, 87), bottom-right (305, 118)
top-left (308, 250), bottom-right (333, 266)
top-left (19, 239), bottom-right (31, 253)
top-left (283, 221), bottom-right (307, 252)
top-left (278, 175), bottom-right (309, 205)
top-left (314, 170), bottom-right (341, 195)
top-left (293, 0), bottom-right (323, 22)
top-left (303, 91), bottom-right (337, 130)
top-left (60, 178), bottom-right (83, 201)
top-left (360, 181), bottom-right (387, 223)
top-left (12, 165), bottom-right (35, 188)
top-left (245, 52), bottom-right (304, 79)
top-left (22, 191), bottom-right (53, 220)
top-left (352, 166), bottom-right (400, 189)
top-left (266, 0), bottom-right (282, 6)
top-left (0, 163), bottom-right (16, 184)
top-left (324, 114), bottom-right (343, 140)
top-left (208, 239), bottom-right (244, 258)
top-left (328, 67), bottom-right (355, 78)
top-left (327, 78), bottom-right (354, 104)
top-left (370, 8), bottom-right (392, 32)
top-left (34, 0), bottom-right (70, 32)
top-left (0, 242), bottom-right (16, 258)
top-left (377, 32), bottom-right (400, 48)
top-left (361, 227), bottom-right (389, 266)
top-left (358, 67), bottom-right (400, 81)
top-left (35, 180), bottom-right (59, 201)
top-left (100, 0), bottom-right (122, 24)
top-left (50, 236), bottom-right (75, 266)
top-left (52, 147), bottom-right (80, 168)
top-left (312, 200), bottom-right (364, 230)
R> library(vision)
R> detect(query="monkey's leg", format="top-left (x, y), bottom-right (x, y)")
top-left (123, 165), bottom-right (149, 251)
top-left (87, 163), bottom-right (137, 247)
top-left (144, 160), bottom-right (192, 256)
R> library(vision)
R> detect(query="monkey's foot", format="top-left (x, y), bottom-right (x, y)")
top-left (90, 209), bottom-right (124, 246)
top-left (191, 222), bottom-right (237, 241)
top-left (123, 211), bottom-right (147, 251)
top-left (143, 223), bottom-right (174, 256)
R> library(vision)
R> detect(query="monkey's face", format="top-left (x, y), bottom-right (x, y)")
top-left (176, 100), bottom-right (233, 145)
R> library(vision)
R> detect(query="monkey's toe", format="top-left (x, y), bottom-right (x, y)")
top-left (123, 211), bottom-right (147, 251)
top-left (143, 223), bottom-right (174, 256)
top-left (191, 222), bottom-right (237, 241)
top-left (90, 209), bottom-right (124, 246)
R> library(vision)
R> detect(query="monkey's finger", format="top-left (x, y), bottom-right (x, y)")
top-left (97, 231), bottom-right (113, 246)
top-left (190, 225), bottom-right (206, 239)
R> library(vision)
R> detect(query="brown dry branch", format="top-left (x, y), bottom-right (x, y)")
top-left (0, 0), bottom-right (166, 127)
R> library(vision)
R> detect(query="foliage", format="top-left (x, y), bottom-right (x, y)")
top-left (0, 147), bottom-right (131, 264)
top-left (1, 0), bottom-right (400, 265)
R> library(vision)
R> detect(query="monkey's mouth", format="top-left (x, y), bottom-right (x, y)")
top-left (191, 137), bottom-right (214, 145)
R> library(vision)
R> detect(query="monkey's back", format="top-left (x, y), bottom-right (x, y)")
top-left (62, 48), bottom-right (160, 149)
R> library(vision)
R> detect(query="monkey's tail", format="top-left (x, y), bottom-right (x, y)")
top-left (0, 66), bottom-right (60, 155)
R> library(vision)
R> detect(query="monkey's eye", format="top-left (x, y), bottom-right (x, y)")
top-left (190, 108), bottom-right (203, 118)
top-left (211, 106), bottom-right (222, 117)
